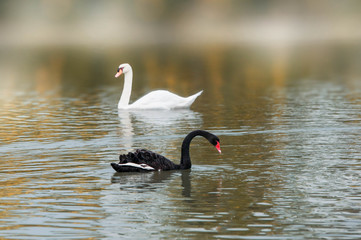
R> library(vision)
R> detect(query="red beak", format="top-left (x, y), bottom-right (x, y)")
top-left (215, 141), bottom-right (221, 153)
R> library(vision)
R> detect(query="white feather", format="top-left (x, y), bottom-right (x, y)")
top-left (116, 162), bottom-right (155, 171)
top-left (116, 63), bottom-right (203, 109)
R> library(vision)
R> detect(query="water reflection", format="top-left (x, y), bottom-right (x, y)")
top-left (119, 109), bottom-right (202, 128)
top-left (117, 109), bottom-right (202, 151)
top-left (111, 170), bottom-right (191, 197)
top-left (264, 79), bottom-right (361, 238)
top-left (117, 110), bottom-right (134, 150)
top-left (1, 46), bottom-right (361, 239)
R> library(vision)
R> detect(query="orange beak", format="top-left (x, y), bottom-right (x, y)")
top-left (115, 69), bottom-right (123, 78)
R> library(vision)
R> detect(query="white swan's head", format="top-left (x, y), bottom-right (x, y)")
top-left (115, 63), bottom-right (132, 78)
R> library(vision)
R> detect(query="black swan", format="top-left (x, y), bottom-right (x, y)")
top-left (111, 130), bottom-right (221, 172)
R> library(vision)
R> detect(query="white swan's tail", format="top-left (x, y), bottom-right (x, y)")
top-left (182, 90), bottom-right (203, 108)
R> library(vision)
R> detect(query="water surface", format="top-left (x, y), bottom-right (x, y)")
top-left (1, 46), bottom-right (361, 239)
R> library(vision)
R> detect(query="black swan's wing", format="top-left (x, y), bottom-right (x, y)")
top-left (110, 162), bottom-right (155, 172)
top-left (111, 149), bottom-right (180, 172)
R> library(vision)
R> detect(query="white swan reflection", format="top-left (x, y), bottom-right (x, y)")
top-left (117, 109), bottom-right (203, 150)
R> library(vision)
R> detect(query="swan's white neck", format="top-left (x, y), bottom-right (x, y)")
top-left (118, 69), bottom-right (133, 108)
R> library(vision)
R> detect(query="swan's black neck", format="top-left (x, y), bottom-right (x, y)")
top-left (180, 130), bottom-right (216, 169)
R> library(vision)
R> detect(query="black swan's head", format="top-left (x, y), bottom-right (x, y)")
top-left (200, 130), bottom-right (221, 154)
top-left (211, 135), bottom-right (221, 153)
top-left (115, 63), bottom-right (132, 78)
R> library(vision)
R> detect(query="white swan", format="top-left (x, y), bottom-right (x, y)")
top-left (115, 63), bottom-right (203, 109)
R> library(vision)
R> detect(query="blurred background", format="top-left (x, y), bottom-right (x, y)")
top-left (1, 0), bottom-right (361, 47)
top-left (1, 0), bottom-right (361, 101)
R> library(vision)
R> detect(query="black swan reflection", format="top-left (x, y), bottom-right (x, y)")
top-left (111, 130), bottom-right (221, 172)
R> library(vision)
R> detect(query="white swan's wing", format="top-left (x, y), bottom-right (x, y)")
top-left (128, 90), bottom-right (203, 109)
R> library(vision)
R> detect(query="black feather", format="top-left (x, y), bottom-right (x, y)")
top-left (111, 130), bottom-right (220, 172)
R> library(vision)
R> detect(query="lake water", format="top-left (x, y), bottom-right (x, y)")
top-left (1, 45), bottom-right (361, 239)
